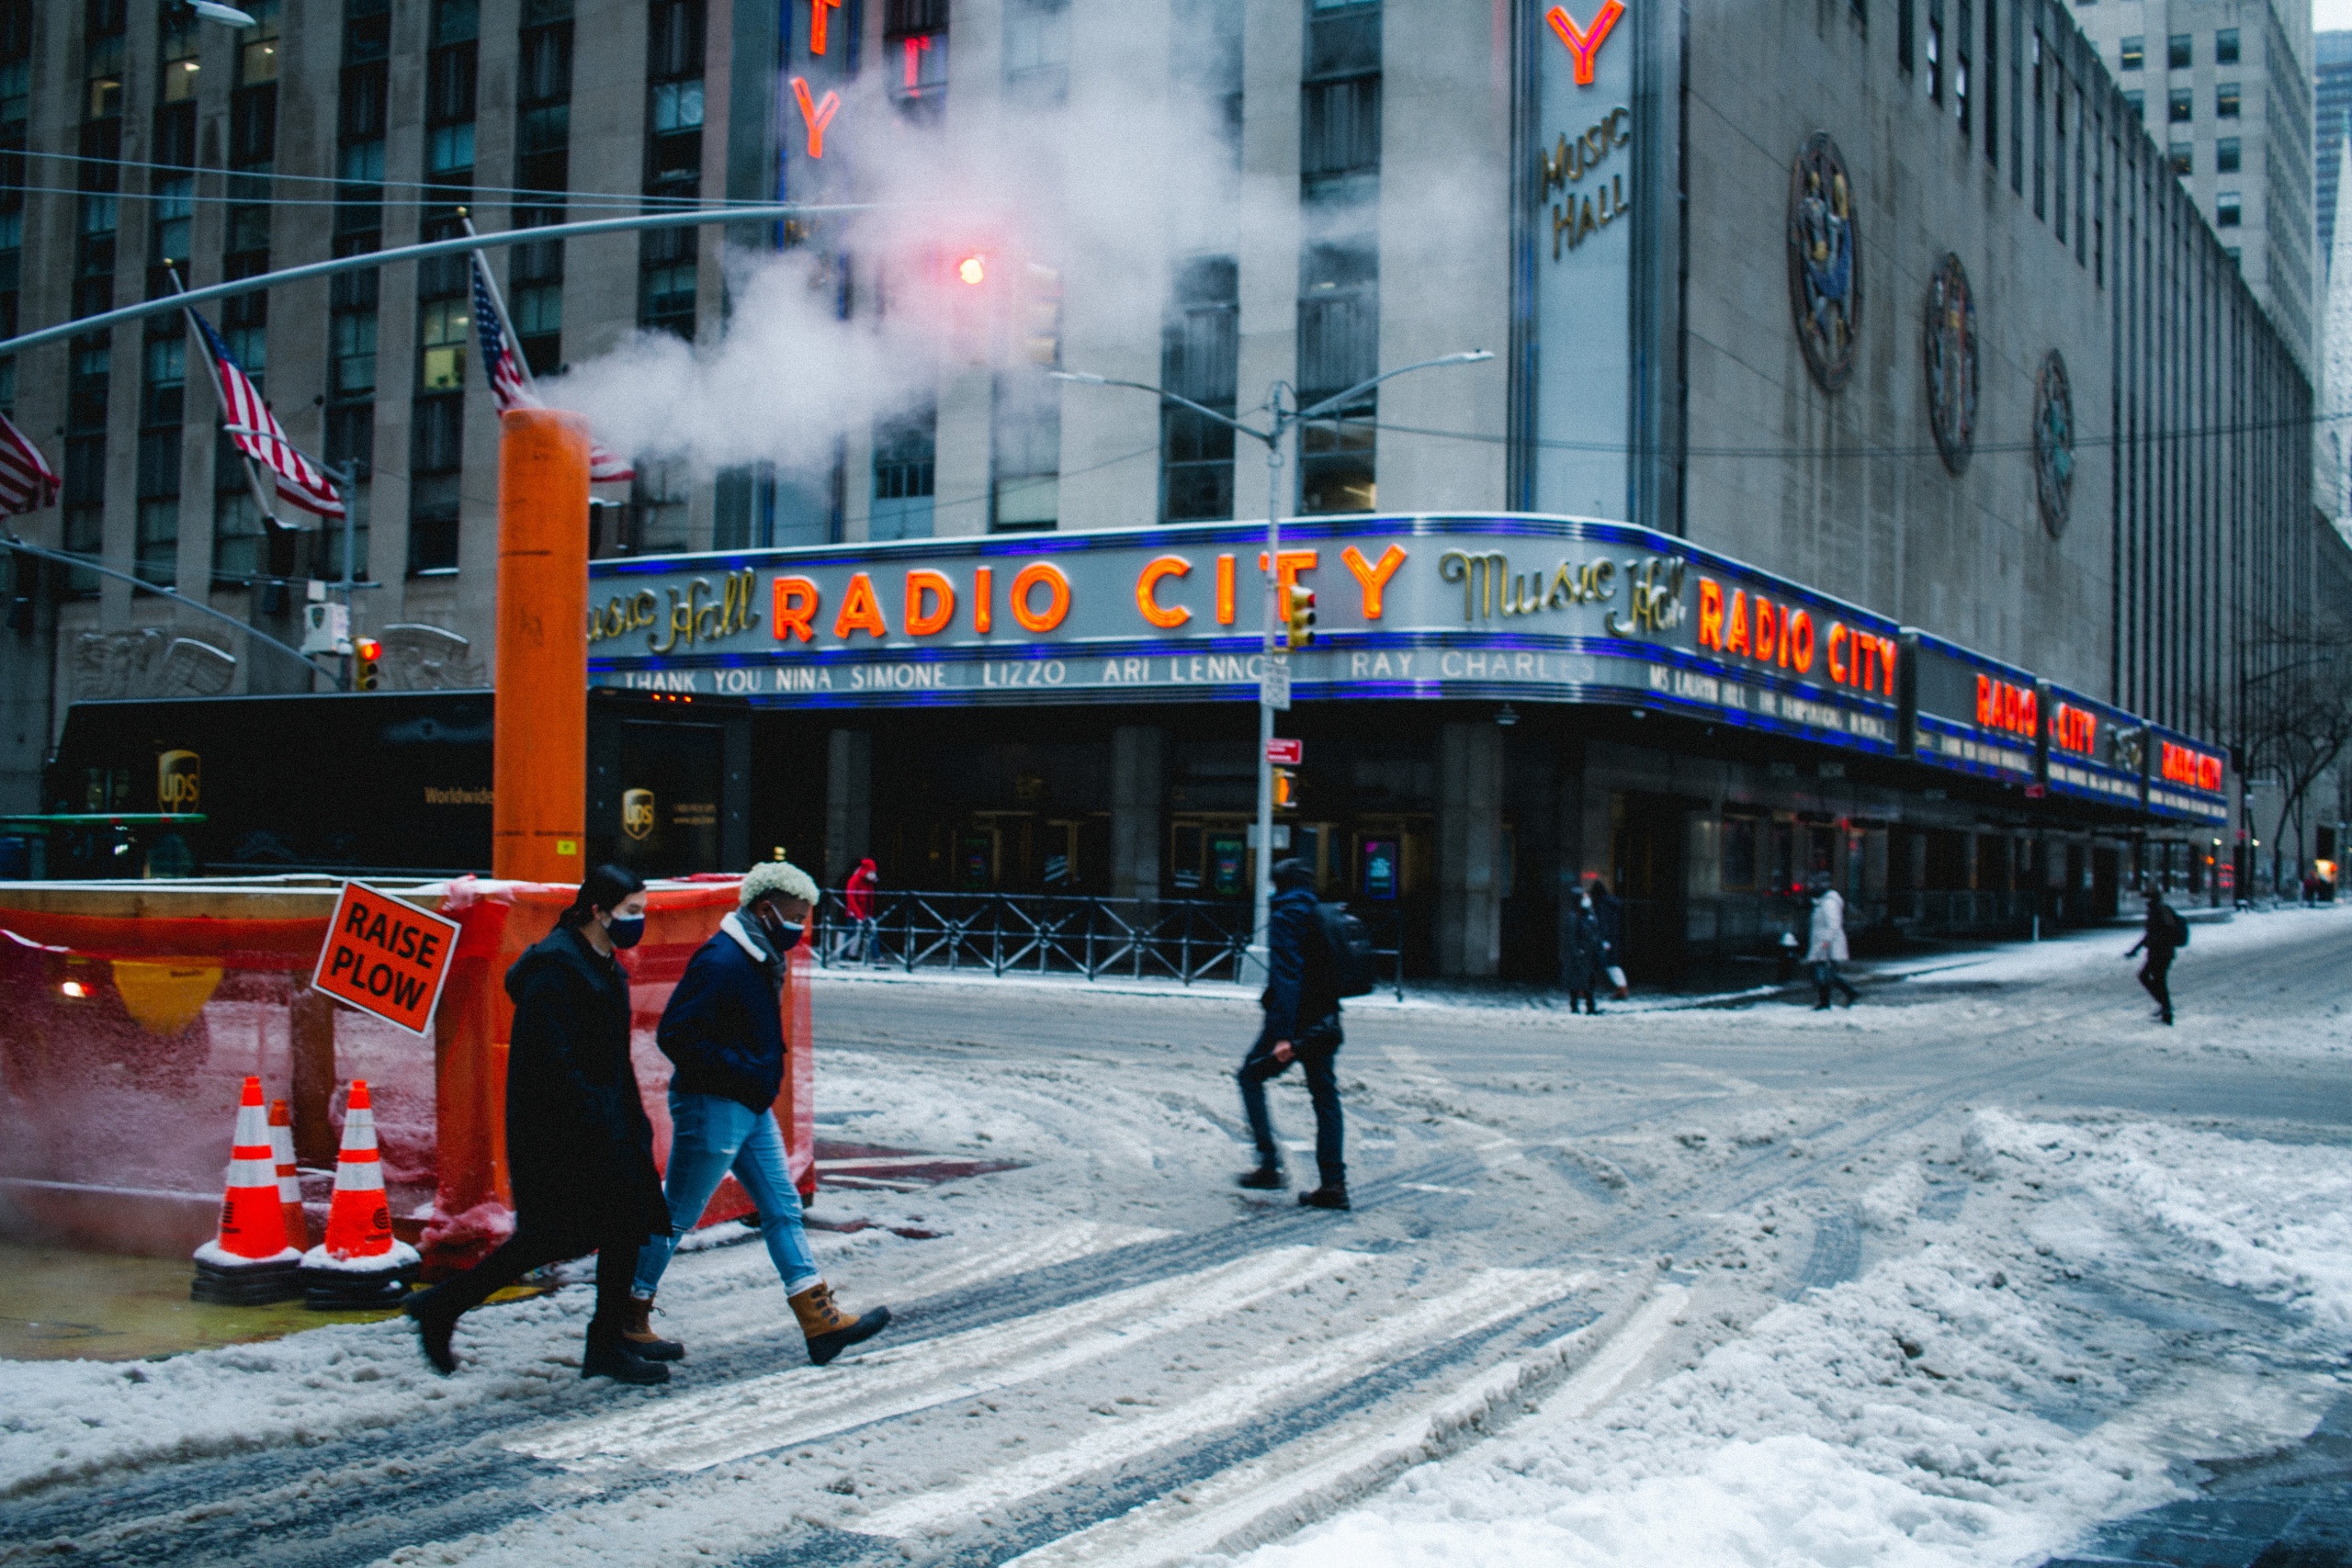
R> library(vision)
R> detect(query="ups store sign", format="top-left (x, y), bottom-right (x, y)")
top-left (590, 515), bottom-right (1910, 753)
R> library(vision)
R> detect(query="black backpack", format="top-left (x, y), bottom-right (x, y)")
top-left (1316, 902), bottom-right (1380, 998)
top-left (2165, 905), bottom-right (2189, 946)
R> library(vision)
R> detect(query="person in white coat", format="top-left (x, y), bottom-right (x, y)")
top-left (1806, 876), bottom-right (1859, 1010)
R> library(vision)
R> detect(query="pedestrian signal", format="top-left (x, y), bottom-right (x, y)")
top-left (353, 637), bottom-right (381, 691)
top-left (1272, 766), bottom-right (1298, 810)
top-left (1283, 584), bottom-right (1317, 649)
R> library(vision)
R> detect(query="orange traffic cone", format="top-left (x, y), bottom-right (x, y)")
top-left (299, 1079), bottom-right (419, 1309)
top-left (190, 1075), bottom-right (304, 1304)
top-left (268, 1099), bottom-right (308, 1249)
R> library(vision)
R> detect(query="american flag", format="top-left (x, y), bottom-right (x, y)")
top-left (188, 309), bottom-right (345, 520)
top-left (469, 254), bottom-right (635, 483)
top-left (0, 409), bottom-right (59, 517)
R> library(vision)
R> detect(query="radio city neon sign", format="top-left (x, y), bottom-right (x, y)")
top-left (1977, 675), bottom-right (2037, 739)
top-left (1546, 2), bottom-right (1625, 85)
top-left (1695, 579), bottom-right (1895, 697)
top-left (2160, 739), bottom-right (2224, 792)
top-left (2050, 700), bottom-right (2098, 756)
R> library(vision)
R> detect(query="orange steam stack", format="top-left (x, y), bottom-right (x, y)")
top-left (190, 1075), bottom-right (306, 1305)
top-left (299, 1079), bottom-right (420, 1309)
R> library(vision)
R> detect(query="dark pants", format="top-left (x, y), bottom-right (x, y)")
top-left (2139, 949), bottom-right (2175, 1020)
top-left (1814, 960), bottom-right (1858, 1007)
top-left (411, 1224), bottom-right (642, 1344)
top-left (1238, 1017), bottom-right (1345, 1189)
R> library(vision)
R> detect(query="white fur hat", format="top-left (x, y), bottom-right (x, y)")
top-left (741, 859), bottom-right (820, 908)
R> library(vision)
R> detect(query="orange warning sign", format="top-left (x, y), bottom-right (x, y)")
top-left (310, 882), bottom-right (462, 1038)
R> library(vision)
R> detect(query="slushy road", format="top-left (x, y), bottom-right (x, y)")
top-left (5, 908), bottom-right (2348, 1567)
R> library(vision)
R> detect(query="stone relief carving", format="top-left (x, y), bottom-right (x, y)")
top-left (379, 623), bottom-right (487, 691)
top-left (71, 631), bottom-right (238, 700)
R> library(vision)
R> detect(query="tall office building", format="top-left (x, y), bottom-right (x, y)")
top-left (2319, 29), bottom-right (2352, 265)
top-left (2075, 0), bottom-right (2316, 371)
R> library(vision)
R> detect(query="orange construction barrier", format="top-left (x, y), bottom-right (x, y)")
top-left (300, 1078), bottom-right (419, 1308)
top-left (492, 408), bottom-right (591, 884)
top-left (190, 1075), bottom-right (304, 1304)
top-left (268, 1099), bottom-right (307, 1249)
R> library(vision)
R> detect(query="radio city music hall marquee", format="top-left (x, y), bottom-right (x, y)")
top-left (586, 515), bottom-right (2226, 824)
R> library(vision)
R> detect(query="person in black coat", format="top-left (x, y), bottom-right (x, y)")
top-left (1587, 878), bottom-right (1629, 999)
top-left (1563, 892), bottom-right (1604, 1014)
top-left (1235, 859), bottom-right (1349, 1210)
top-left (2124, 882), bottom-right (2184, 1025)
top-left (404, 864), bottom-right (673, 1384)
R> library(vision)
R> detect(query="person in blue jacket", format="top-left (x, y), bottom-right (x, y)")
top-left (621, 859), bottom-right (890, 1367)
top-left (1235, 858), bottom-right (1349, 1210)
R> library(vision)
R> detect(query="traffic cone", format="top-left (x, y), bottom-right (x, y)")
top-left (299, 1080), bottom-right (419, 1309)
top-left (190, 1075), bottom-right (305, 1305)
top-left (268, 1099), bottom-right (308, 1249)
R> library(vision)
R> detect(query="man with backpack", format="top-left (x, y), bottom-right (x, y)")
top-left (2125, 883), bottom-right (2187, 1025)
top-left (1235, 858), bottom-right (1372, 1211)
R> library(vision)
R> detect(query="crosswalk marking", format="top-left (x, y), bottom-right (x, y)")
top-left (510, 1245), bottom-right (1351, 1473)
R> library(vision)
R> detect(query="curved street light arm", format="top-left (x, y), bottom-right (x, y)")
top-left (0, 533), bottom-right (343, 689)
top-left (1294, 350), bottom-right (1495, 424)
top-left (1049, 371), bottom-right (1273, 446)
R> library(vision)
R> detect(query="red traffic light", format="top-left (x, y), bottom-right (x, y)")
top-left (956, 254), bottom-right (987, 286)
top-left (352, 637), bottom-right (381, 661)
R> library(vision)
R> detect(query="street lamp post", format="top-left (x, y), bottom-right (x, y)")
top-left (1055, 349), bottom-right (1491, 975)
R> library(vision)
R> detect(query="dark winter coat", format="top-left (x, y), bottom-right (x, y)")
top-left (1563, 906), bottom-right (1605, 993)
top-left (502, 924), bottom-right (670, 1246)
top-left (658, 912), bottom-right (787, 1113)
top-left (2130, 898), bottom-right (2185, 957)
top-left (1589, 888), bottom-right (1625, 960)
top-left (1261, 884), bottom-right (1340, 1043)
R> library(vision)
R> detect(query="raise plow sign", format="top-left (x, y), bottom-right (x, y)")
top-left (311, 882), bottom-right (462, 1037)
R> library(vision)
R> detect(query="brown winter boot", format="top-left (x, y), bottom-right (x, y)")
top-left (619, 1295), bottom-right (684, 1361)
top-left (787, 1280), bottom-right (891, 1367)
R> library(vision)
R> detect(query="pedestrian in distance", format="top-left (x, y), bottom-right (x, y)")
top-left (625, 860), bottom-right (890, 1367)
top-left (1588, 877), bottom-right (1630, 1000)
top-left (1236, 858), bottom-right (1351, 1211)
top-left (1807, 875), bottom-right (1859, 1010)
top-left (843, 857), bottom-right (878, 963)
top-left (1563, 890), bottom-right (1605, 1015)
top-left (2125, 881), bottom-right (2186, 1026)
top-left (403, 864), bottom-right (674, 1384)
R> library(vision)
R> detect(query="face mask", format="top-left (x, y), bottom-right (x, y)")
top-left (755, 907), bottom-right (804, 948)
top-left (606, 915), bottom-right (646, 950)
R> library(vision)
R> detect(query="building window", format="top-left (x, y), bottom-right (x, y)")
top-left (63, 333), bottom-right (109, 595)
top-left (1926, 6), bottom-right (1941, 102)
top-left (213, 432), bottom-right (266, 586)
top-left (2167, 88), bottom-right (2191, 123)
top-left (331, 290), bottom-right (378, 398)
top-left (1302, 0), bottom-right (1380, 194)
top-left (514, 0), bottom-right (572, 372)
top-left (883, 0), bottom-right (948, 111)
top-left (2215, 28), bottom-right (2238, 65)
top-left (1160, 255), bottom-right (1239, 524)
top-left (2166, 33), bottom-right (2189, 69)
top-left (1172, 0), bottom-right (1243, 173)
top-left (1003, 0), bottom-right (1069, 104)
top-left (640, 0), bottom-right (705, 335)
top-left (991, 373), bottom-right (1060, 532)
top-left (1297, 238), bottom-right (1376, 516)
top-left (2123, 89), bottom-right (2143, 117)
top-left (871, 407), bottom-right (936, 540)
top-left (2216, 136), bottom-right (2240, 174)
top-left (2168, 141), bottom-right (2191, 175)
top-left (2215, 81), bottom-right (2238, 118)
top-left (624, 458), bottom-right (689, 553)
top-left (135, 323), bottom-right (181, 591)
top-left (408, 394), bottom-right (463, 574)
top-left (2119, 35), bottom-right (2141, 69)
top-left (2216, 189), bottom-right (2241, 226)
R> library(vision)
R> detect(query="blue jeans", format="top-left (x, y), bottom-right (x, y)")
top-left (631, 1090), bottom-right (819, 1300)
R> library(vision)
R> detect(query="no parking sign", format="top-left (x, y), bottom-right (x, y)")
top-left (310, 882), bottom-right (462, 1037)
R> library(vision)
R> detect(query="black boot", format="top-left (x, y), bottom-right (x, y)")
top-left (582, 1325), bottom-right (671, 1384)
top-left (1299, 1184), bottom-right (1351, 1211)
top-left (403, 1295), bottom-right (458, 1376)
top-left (1236, 1163), bottom-right (1285, 1190)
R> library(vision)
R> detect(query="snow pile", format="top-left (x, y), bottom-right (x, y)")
top-left (1238, 1110), bottom-right (2352, 1568)
top-left (1963, 1109), bottom-right (2352, 1337)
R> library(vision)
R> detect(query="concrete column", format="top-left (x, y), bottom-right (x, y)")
top-left (1437, 721), bottom-right (1504, 976)
top-left (1109, 725), bottom-right (1164, 903)
top-left (824, 729), bottom-right (872, 889)
top-left (1553, 739), bottom-right (1589, 981)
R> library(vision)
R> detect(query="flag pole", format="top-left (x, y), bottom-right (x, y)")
top-left (458, 210), bottom-right (537, 398)
top-left (168, 265), bottom-right (288, 543)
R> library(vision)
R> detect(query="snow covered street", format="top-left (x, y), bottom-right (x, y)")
top-left (6, 908), bottom-right (2352, 1567)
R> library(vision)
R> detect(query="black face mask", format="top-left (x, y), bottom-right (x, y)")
top-left (753, 906), bottom-right (803, 949)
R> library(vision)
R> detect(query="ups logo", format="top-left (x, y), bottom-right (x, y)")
top-left (158, 750), bottom-right (200, 813)
top-left (621, 788), bottom-right (656, 842)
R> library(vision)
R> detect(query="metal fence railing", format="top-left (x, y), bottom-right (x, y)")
top-left (813, 889), bottom-right (1406, 997)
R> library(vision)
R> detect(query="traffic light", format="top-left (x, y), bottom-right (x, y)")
top-left (353, 637), bottom-right (381, 691)
top-left (1272, 766), bottom-right (1298, 810)
top-left (956, 252), bottom-right (987, 286)
top-left (1283, 583), bottom-right (1317, 650)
